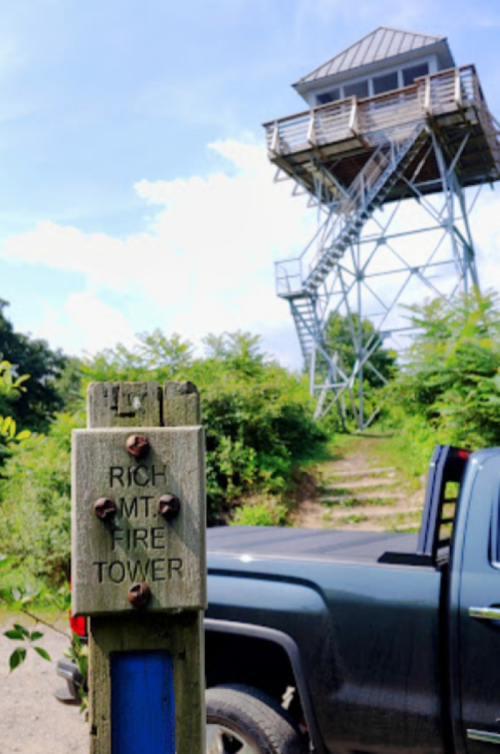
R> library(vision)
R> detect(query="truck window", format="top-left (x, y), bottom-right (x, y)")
top-left (491, 491), bottom-right (500, 566)
top-left (380, 445), bottom-right (471, 567)
top-left (417, 445), bottom-right (470, 565)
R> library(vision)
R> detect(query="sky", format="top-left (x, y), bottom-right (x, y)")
top-left (0, 0), bottom-right (500, 370)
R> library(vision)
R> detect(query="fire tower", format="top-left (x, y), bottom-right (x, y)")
top-left (264, 27), bottom-right (500, 428)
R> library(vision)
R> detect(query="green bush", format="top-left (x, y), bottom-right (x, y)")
top-left (389, 289), bottom-right (500, 456)
top-left (0, 412), bottom-right (84, 585)
top-left (232, 500), bottom-right (289, 527)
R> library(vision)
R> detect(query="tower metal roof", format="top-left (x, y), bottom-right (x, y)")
top-left (295, 26), bottom-right (451, 86)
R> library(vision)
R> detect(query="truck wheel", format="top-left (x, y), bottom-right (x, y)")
top-left (206, 684), bottom-right (306, 754)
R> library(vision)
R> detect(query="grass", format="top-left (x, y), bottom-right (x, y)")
top-left (338, 514), bottom-right (369, 525)
top-left (321, 495), bottom-right (399, 508)
top-left (384, 510), bottom-right (422, 533)
top-left (298, 434), bottom-right (356, 471)
top-left (318, 486), bottom-right (353, 496)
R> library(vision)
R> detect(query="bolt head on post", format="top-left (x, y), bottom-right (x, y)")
top-left (158, 494), bottom-right (181, 520)
top-left (127, 582), bottom-right (151, 608)
top-left (93, 497), bottom-right (117, 521)
top-left (125, 434), bottom-right (150, 459)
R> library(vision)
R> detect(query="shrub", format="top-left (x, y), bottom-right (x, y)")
top-left (389, 289), bottom-right (500, 454)
top-left (0, 412), bottom-right (84, 585)
top-left (231, 500), bottom-right (289, 527)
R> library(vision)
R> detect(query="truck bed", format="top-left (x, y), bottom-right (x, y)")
top-left (207, 525), bottom-right (419, 564)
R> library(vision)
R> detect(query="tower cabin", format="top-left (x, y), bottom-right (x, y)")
top-left (264, 26), bottom-right (500, 211)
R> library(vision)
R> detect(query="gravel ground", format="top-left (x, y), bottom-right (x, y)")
top-left (0, 621), bottom-right (87, 754)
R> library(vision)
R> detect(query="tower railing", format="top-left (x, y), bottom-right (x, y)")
top-left (264, 65), bottom-right (492, 159)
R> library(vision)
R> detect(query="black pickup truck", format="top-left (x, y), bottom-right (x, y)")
top-left (58, 445), bottom-right (500, 754)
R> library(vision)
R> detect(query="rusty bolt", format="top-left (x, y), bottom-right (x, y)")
top-left (158, 494), bottom-right (181, 520)
top-left (127, 582), bottom-right (151, 608)
top-left (93, 497), bottom-right (117, 521)
top-left (125, 434), bottom-right (150, 459)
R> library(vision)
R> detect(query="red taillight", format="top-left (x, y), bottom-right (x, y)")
top-left (70, 612), bottom-right (86, 636)
top-left (458, 450), bottom-right (471, 460)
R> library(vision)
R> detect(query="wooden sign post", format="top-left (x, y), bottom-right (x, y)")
top-left (72, 381), bottom-right (206, 754)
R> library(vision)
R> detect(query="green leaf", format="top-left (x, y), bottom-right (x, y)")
top-left (13, 624), bottom-right (30, 638)
top-left (34, 647), bottom-right (51, 661)
top-left (9, 647), bottom-right (26, 672)
top-left (0, 555), bottom-right (14, 571)
top-left (30, 631), bottom-right (44, 642)
top-left (4, 629), bottom-right (25, 641)
top-left (15, 429), bottom-right (31, 441)
top-left (0, 588), bottom-right (13, 605)
top-left (11, 588), bottom-right (22, 602)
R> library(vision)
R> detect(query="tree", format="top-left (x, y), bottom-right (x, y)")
top-left (0, 300), bottom-right (67, 432)
top-left (395, 289), bottom-right (500, 448)
top-left (83, 331), bottom-right (194, 384)
top-left (322, 312), bottom-right (397, 388)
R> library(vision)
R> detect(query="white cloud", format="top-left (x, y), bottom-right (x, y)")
top-left (35, 292), bottom-right (136, 354)
top-left (1, 138), bottom-right (313, 365)
top-left (3, 136), bottom-right (500, 370)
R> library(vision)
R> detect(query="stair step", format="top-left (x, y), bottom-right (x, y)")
top-left (326, 466), bottom-right (396, 478)
top-left (301, 126), bottom-right (428, 294)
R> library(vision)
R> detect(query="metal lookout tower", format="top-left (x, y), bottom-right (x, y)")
top-left (264, 27), bottom-right (500, 428)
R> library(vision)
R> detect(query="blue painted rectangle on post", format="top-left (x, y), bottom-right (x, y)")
top-left (111, 651), bottom-right (175, 754)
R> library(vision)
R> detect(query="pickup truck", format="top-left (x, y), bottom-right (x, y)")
top-left (57, 445), bottom-right (500, 754)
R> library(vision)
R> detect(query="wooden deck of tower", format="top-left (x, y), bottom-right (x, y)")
top-left (264, 65), bottom-right (500, 204)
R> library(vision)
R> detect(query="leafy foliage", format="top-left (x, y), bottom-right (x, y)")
top-left (0, 300), bottom-right (67, 433)
top-left (0, 412), bottom-right (84, 583)
top-left (321, 312), bottom-right (397, 388)
top-left (84, 330), bottom-right (194, 383)
top-left (0, 556), bottom-right (54, 672)
top-left (231, 500), bottom-right (289, 526)
top-left (0, 361), bottom-right (32, 467)
top-left (393, 289), bottom-right (500, 450)
top-left (64, 634), bottom-right (89, 712)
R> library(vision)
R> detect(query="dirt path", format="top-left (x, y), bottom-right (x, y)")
top-left (293, 434), bottom-right (425, 532)
top-left (0, 621), bottom-right (87, 754)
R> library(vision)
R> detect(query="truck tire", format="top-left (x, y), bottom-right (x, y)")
top-left (206, 684), bottom-right (306, 754)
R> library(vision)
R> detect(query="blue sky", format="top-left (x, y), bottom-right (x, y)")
top-left (1, 0), bottom-right (500, 368)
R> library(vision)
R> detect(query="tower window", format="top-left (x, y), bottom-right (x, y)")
top-left (373, 71), bottom-right (399, 95)
top-left (344, 80), bottom-right (369, 99)
top-left (402, 63), bottom-right (429, 86)
top-left (316, 89), bottom-right (340, 105)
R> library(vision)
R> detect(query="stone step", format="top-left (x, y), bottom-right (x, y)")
top-left (319, 491), bottom-right (404, 505)
top-left (321, 478), bottom-right (400, 491)
top-left (327, 504), bottom-right (422, 519)
top-left (326, 466), bottom-right (396, 478)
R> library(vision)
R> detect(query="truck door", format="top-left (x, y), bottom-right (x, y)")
top-left (454, 454), bottom-right (500, 753)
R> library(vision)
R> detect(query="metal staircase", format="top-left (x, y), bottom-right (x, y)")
top-left (288, 296), bottom-right (323, 366)
top-left (302, 122), bottom-right (428, 293)
top-left (286, 122), bottom-right (429, 367)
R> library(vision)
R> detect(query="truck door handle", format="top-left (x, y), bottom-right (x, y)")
top-left (469, 607), bottom-right (500, 621)
top-left (468, 730), bottom-right (500, 744)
